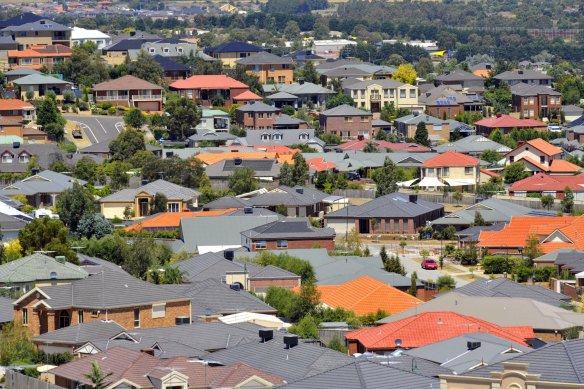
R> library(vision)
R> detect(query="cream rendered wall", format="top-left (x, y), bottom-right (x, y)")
top-left (100, 202), bottom-right (131, 219)
top-left (350, 83), bottom-right (419, 111)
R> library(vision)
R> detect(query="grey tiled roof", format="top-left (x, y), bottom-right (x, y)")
top-left (239, 128), bottom-right (315, 147)
top-left (188, 130), bottom-right (237, 142)
top-left (236, 102), bottom-right (279, 112)
top-left (394, 113), bottom-right (448, 125)
top-left (33, 320), bottom-right (125, 345)
top-left (236, 51), bottom-right (292, 65)
top-left (3, 68), bottom-right (40, 76)
top-left (209, 338), bottom-right (353, 381)
top-left (494, 69), bottom-right (552, 81)
top-left (0, 253), bottom-right (88, 283)
top-left (511, 83), bottom-right (561, 96)
top-left (267, 91), bottom-right (298, 99)
top-left (241, 218), bottom-right (335, 240)
top-left (0, 296), bottom-right (13, 323)
top-left (203, 196), bottom-right (250, 209)
top-left (434, 69), bottom-right (484, 82)
top-left (77, 254), bottom-right (129, 275)
top-left (262, 83), bottom-right (335, 96)
top-left (0, 212), bottom-right (27, 232)
top-left (277, 360), bottom-right (439, 389)
top-left (99, 179), bottom-right (200, 202)
top-left (247, 186), bottom-right (329, 207)
top-left (205, 159), bottom-right (281, 179)
top-left (464, 339), bottom-right (584, 384)
top-left (0, 145), bottom-right (68, 174)
top-left (1, 19), bottom-right (71, 32)
top-left (435, 135), bottom-right (511, 154)
top-left (0, 170), bottom-right (86, 197)
top-left (12, 74), bottom-right (72, 86)
top-left (320, 104), bottom-right (372, 117)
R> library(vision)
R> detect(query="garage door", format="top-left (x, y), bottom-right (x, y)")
top-left (136, 101), bottom-right (160, 112)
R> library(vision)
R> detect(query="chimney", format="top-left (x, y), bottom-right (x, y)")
top-left (141, 179), bottom-right (149, 186)
top-left (141, 348), bottom-right (155, 356)
top-left (32, 168), bottom-right (40, 175)
top-left (13, 141), bottom-right (20, 148)
top-left (467, 341), bottom-right (481, 350)
top-left (495, 112), bottom-right (502, 118)
top-left (284, 334), bottom-right (299, 349)
top-left (130, 30), bottom-right (136, 37)
top-left (224, 250), bottom-right (234, 260)
top-left (409, 194), bottom-right (417, 203)
top-left (259, 329), bottom-right (274, 343)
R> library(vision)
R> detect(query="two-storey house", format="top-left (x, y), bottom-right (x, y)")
top-left (420, 85), bottom-right (483, 119)
top-left (0, 98), bottom-right (35, 123)
top-left (434, 69), bottom-right (486, 90)
top-left (7, 44), bottom-right (72, 70)
top-left (319, 104), bottom-right (373, 140)
top-left (393, 113), bottom-right (451, 144)
top-left (170, 75), bottom-right (261, 107)
top-left (1, 19), bottom-right (71, 49)
top-left (420, 151), bottom-right (481, 191)
top-left (503, 138), bottom-right (579, 175)
top-left (93, 75), bottom-right (164, 112)
top-left (204, 41), bottom-right (264, 68)
top-left (511, 83), bottom-right (562, 119)
top-left (343, 78), bottom-right (420, 113)
top-left (494, 69), bottom-right (553, 87)
top-left (236, 51), bottom-right (293, 84)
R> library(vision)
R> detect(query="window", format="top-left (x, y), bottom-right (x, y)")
top-left (390, 89), bottom-right (395, 98)
top-left (510, 156), bottom-right (515, 162)
top-left (239, 52), bottom-right (248, 58)
top-left (18, 154), bottom-right (30, 163)
top-left (344, 116), bottom-right (353, 123)
top-left (269, 65), bottom-right (275, 72)
top-left (1, 153), bottom-right (13, 163)
top-left (267, 113), bottom-right (273, 118)
top-left (426, 168), bottom-right (435, 177)
top-left (278, 76), bottom-right (286, 83)
top-left (91, 310), bottom-right (99, 317)
top-left (299, 132), bottom-right (309, 140)
top-left (360, 116), bottom-right (369, 122)
top-left (400, 90), bottom-right (406, 98)
top-left (540, 156), bottom-right (545, 164)
top-left (177, 47), bottom-right (183, 54)
top-left (149, 48), bottom-right (155, 54)
top-left (523, 97), bottom-right (529, 105)
top-left (383, 89), bottom-right (389, 98)
top-left (360, 90), bottom-right (365, 99)
top-left (78, 310), bottom-right (84, 324)
top-left (167, 203), bottom-right (179, 212)
top-left (134, 308), bottom-right (140, 328)
top-left (273, 133), bottom-right (283, 141)
top-left (255, 241), bottom-right (267, 249)
top-left (163, 48), bottom-right (170, 54)
top-left (523, 109), bottom-right (529, 117)
top-left (267, 77), bottom-right (274, 83)
top-left (247, 112), bottom-right (253, 118)
top-left (352, 90), bottom-right (358, 98)
top-left (277, 240), bottom-right (288, 248)
top-left (465, 167), bottom-right (473, 175)
top-left (409, 89), bottom-right (416, 98)
top-left (443, 167), bottom-right (449, 177)
top-left (258, 113), bottom-right (264, 119)
top-left (21, 58), bottom-right (32, 65)
top-left (22, 308), bottom-right (28, 325)
top-left (261, 133), bottom-right (270, 141)
top-left (59, 311), bottom-right (70, 329)
top-left (152, 304), bottom-right (166, 319)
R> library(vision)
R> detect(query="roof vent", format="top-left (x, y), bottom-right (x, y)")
top-left (13, 141), bottom-right (20, 148)
top-left (284, 334), bottom-right (299, 349)
top-left (299, 78), bottom-right (305, 85)
top-left (141, 179), bottom-right (149, 186)
top-left (467, 341), bottom-right (481, 350)
top-left (259, 329), bottom-right (274, 343)
top-left (296, 187), bottom-right (304, 194)
top-left (229, 283), bottom-right (241, 291)
top-left (518, 70), bottom-right (524, 74)
top-left (55, 256), bottom-right (66, 264)
top-left (234, 158), bottom-right (243, 166)
top-left (409, 194), bottom-right (417, 203)
top-left (413, 112), bottom-right (419, 117)
top-left (224, 250), bottom-right (234, 260)
top-left (495, 112), bottom-right (502, 118)
top-left (166, 151), bottom-right (174, 158)
top-left (50, 271), bottom-right (57, 280)
top-left (32, 168), bottom-right (40, 175)
top-left (243, 206), bottom-right (253, 214)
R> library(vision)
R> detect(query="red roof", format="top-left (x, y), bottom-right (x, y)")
top-left (475, 114), bottom-right (547, 129)
top-left (0, 99), bottom-right (34, 110)
top-left (170, 75), bottom-right (248, 90)
top-left (422, 151), bottom-right (480, 167)
top-left (509, 172), bottom-right (584, 192)
top-left (345, 311), bottom-right (534, 349)
top-left (307, 157), bottom-right (336, 172)
top-left (124, 209), bottom-right (235, 232)
top-left (338, 139), bottom-right (431, 152)
top-left (232, 89), bottom-right (262, 101)
top-left (522, 138), bottom-right (562, 157)
top-left (480, 168), bottom-right (500, 178)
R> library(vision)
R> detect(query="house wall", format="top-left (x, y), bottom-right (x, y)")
top-left (567, 131), bottom-right (584, 143)
top-left (13, 34), bottom-right (70, 49)
top-left (505, 145), bottom-right (559, 166)
top-left (100, 201), bottom-right (132, 219)
top-left (245, 64), bottom-right (293, 84)
top-left (422, 165), bottom-right (479, 188)
top-left (319, 115), bottom-right (373, 140)
top-left (396, 121), bottom-right (451, 142)
top-left (250, 238), bottom-right (335, 252)
top-left (17, 84), bottom-right (68, 99)
top-left (236, 110), bottom-right (279, 129)
top-left (426, 103), bottom-right (464, 119)
top-left (0, 124), bottom-right (24, 135)
top-left (103, 51), bottom-right (127, 66)
top-left (348, 84), bottom-right (419, 112)
top-left (512, 93), bottom-right (562, 119)
top-left (212, 52), bottom-right (257, 68)
top-left (249, 278), bottom-right (301, 291)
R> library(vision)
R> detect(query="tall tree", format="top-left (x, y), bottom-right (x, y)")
top-left (291, 153), bottom-right (309, 186)
top-left (18, 218), bottom-right (76, 262)
top-left (150, 193), bottom-right (168, 214)
top-left (561, 186), bottom-right (574, 214)
top-left (229, 167), bottom-right (259, 195)
top-left (325, 93), bottom-right (354, 109)
top-left (408, 271), bottom-right (418, 297)
top-left (109, 129), bottom-right (145, 161)
top-left (77, 213), bottom-right (113, 240)
top-left (56, 182), bottom-right (95, 233)
top-left (128, 50), bottom-right (164, 85)
top-left (414, 121), bottom-right (430, 146)
top-left (164, 96), bottom-right (201, 141)
top-left (36, 95), bottom-right (66, 141)
top-left (302, 61), bottom-right (320, 84)
top-left (393, 64), bottom-right (417, 84)
top-left (473, 211), bottom-right (486, 226)
top-left (124, 108), bottom-right (147, 129)
top-left (373, 157), bottom-right (398, 197)
top-left (279, 162), bottom-right (294, 187)
top-left (54, 42), bottom-right (110, 86)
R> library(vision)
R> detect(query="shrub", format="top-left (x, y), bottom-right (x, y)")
top-left (514, 266), bottom-right (557, 282)
top-left (482, 255), bottom-right (523, 274)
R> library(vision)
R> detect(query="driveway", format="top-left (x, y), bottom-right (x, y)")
top-left (64, 115), bottom-right (124, 144)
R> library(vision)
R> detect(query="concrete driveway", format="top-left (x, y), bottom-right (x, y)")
top-left (64, 115), bottom-right (124, 144)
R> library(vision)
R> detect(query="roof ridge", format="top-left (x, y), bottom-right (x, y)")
top-left (563, 340), bottom-right (584, 383)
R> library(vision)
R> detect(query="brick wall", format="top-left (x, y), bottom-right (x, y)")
top-left (249, 278), bottom-right (301, 291)
top-left (319, 115), bottom-right (373, 139)
top-left (426, 104), bottom-right (464, 119)
top-left (251, 238), bottom-right (335, 252)
top-left (236, 110), bottom-right (279, 129)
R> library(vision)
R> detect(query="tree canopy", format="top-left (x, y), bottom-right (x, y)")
top-left (109, 129), bottom-right (145, 161)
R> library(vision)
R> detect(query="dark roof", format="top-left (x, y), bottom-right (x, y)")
top-left (1, 19), bottom-right (71, 32)
top-left (77, 254), bottom-right (130, 275)
top-left (241, 218), bottom-right (335, 240)
top-left (511, 83), bottom-right (561, 96)
top-left (204, 195), bottom-right (250, 209)
top-left (464, 339), bottom-right (584, 384)
top-left (209, 338), bottom-right (353, 381)
top-left (325, 192), bottom-right (443, 219)
top-left (187, 130), bottom-right (237, 142)
top-left (153, 55), bottom-right (190, 72)
top-left (205, 41), bottom-right (264, 54)
top-left (247, 186), bottom-right (329, 207)
top-left (568, 115), bottom-right (584, 128)
top-left (494, 69), bottom-right (552, 81)
top-left (278, 360), bottom-right (439, 389)
top-left (0, 212), bottom-right (27, 232)
top-left (33, 320), bottom-right (125, 345)
top-left (443, 277), bottom-right (571, 306)
top-left (0, 12), bottom-right (43, 28)
top-left (105, 38), bottom-right (159, 52)
top-left (236, 102), bottom-right (279, 112)
top-left (0, 296), bottom-right (13, 323)
top-left (237, 51), bottom-right (292, 65)
top-left (320, 104), bottom-right (372, 117)
top-left (206, 159), bottom-right (280, 179)
top-left (434, 69), bottom-right (484, 82)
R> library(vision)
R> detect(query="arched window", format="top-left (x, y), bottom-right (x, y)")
top-left (261, 133), bottom-right (271, 141)
top-left (59, 311), bottom-right (70, 328)
top-left (273, 133), bottom-right (283, 141)
top-left (299, 132), bottom-right (309, 140)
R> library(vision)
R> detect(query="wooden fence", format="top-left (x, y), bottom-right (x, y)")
top-left (5, 370), bottom-right (60, 389)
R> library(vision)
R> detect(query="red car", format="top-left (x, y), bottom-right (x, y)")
top-left (421, 259), bottom-right (438, 270)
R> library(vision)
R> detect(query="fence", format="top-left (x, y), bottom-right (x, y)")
top-left (5, 370), bottom-right (60, 389)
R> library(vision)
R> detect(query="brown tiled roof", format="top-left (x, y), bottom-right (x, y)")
top-left (93, 75), bottom-right (163, 91)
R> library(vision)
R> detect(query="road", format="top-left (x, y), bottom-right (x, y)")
top-left (64, 115), bottom-right (124, 144)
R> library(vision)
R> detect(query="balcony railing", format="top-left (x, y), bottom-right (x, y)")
top-left (96, 95), bottom-right (129, 101)
top-left (370, 94), bottom-right (382, 101)
top-left (132, 94), bottom-right (163, 101)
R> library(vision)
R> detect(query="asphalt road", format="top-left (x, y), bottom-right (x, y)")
top-left (64, 115), bottom-right (124, 144)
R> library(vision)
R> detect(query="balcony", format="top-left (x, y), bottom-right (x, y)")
top-left (96, 95), bottom-right (129, 102)
top-left (370, 94), bottom-right (382, 101)
top-left (132, 94), bottom-right (163, 101)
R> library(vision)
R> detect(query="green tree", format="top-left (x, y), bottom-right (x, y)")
top-left (265, 287), bottom-right (299, 318)
top-left (484, 82), bottom-right (512, 114)
top-left (18, 218), bottom-right (76, 262)
top-left (503, 162), bottom-right (529, 184)
top-left (290, 282), bottom-right (321, 321)
top-left (164, 96), bottom-right (202, 140)
top-left (124, 108), bottom-right (147, 129)
top-left (228, 167), bottom-right (259, 195)
top-left (123, 236), bottom-right (170, 279)
top-left (415, 57), bottom-right (434, 78)
top-left (437, 275), bottom-right (456, 292)
top-left (372, 157), bottom-right (398, 197)
top-left (328, 336), bottom-right (347, 353)
top-left (363, 142), bottom-right (378, 153)
top-left (74, 157), bottom-right (99, 183)
top-left (325, 93), bottom-right (354, 109)
top-left (290, 153), bottom-right (309, 186)
top-left (523, 235), bottom-right (541, 267)
top-left (541, 194), bottom-right (554, 210)
top-left (345, 227), bottom-right (362, 253)
top-left (408, 271), bottom-right (418, 297)
top-left (393, 64), bottom-right (417, 84)
top-left (302, 60), bottom-right (320, 84)
top-left (54, 42), bottom-right (110, 86)
top-left (77, 213), bottom-right (113, 239)
top-left (36, 95), bottom-right (66, 141)
top-left (289, 314), bottom-right (319, 339)
top-left (252, 251), bottom-right (316, 283)
top-left (561, 186), bottom-right (574, 214)
top-left (414, 121), bottom-right (430, 146)
top-left (109, 129), bottom-right (145, 161)
top-left (284, 20), bottom-right (301, 40)
top-left (489, 129), bottom-right (503, 144)
top-left (56, 182), bottom-right (95, 233)
top-left (0, 322), bottom-right (37, 365)
top-left (452, 190), bottom-right (463, 205)
top-left (150, 192), bottom-right (168, 215)
top-left (128, 50), bottom-right (164, 85)
top-left (480, 149), bottom-right (501, 165)
top-left (278, 162), bottom-right (294, 187)
top-left (473, 211), bottom-right (486, 226)
top-left (83, 361), bottom-right (113, 389)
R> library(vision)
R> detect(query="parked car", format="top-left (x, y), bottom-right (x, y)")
top-left (421, 259), bottom-right (438, 270)
top-left (548, 124), bottom-right (562, 132)
top-left (346, 172), bottom-right (360, 180)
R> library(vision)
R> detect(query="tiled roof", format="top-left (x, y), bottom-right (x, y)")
top-left (152, 55), bottom-right (190, 72)
top-left (1, 19), bottom-right (71, 32)
top-left (236, 101), bottom-right (279, 112)
top-left (422, 151), bottom-right (480, 167)
top-left (494, 69), bottom-right (552, 81)
top-left (511, 83), bottom-right (561, 96)
top-left (8, 44), bottom-right (71, 58)
top-left (307, 157), bottom-right (336, 172)
top-left (0, 253), bottom-right (87, 283)
top-left (12, 74), bottom-right (72, 85)
top-left (236, 51), bottom-right (292, 65)
top-left (308, 276), bottom-right (422, 316)
top-left (434, 69), bottom-right (484, 82)
top-left (0, 296), bottom-right (13, 323)
top-left (346, 311), bottom-right (534, 350)
top-left (1, 98), bottom-right (35, 109)
top-left (33, 320), bottom-right (124, 345)
top-left (93, 75), bottom-right (162, 91)
top-left (509, 173), bottom-right (584, 192)
top-left (548, 159), bottom-right (581, 173)
top-left (124, 209), bottom-right (235, 231)
top-left (232, 90), bottom-right (262, 100)
top-left (196, 151), bottom-right (293, 165)
top-left (337, 139), bottom-right (431, 152)
top-left (170, 75), bottom-right (248, 90)
top-left (205, 41), bottom-right (263, 54)
top-left (474, 114), bottom-right (546, 129)
top-left (513, 138), bottom-right (562, 157)
top-left (320, 104), bottom-right (372, 117)
top-left (241, 218), bottom-right (335, 240)
top-left (99, 179), bottom-right (200, 202)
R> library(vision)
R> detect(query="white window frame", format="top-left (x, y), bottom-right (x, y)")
top-left (255, 241), bottom-right (267, 250)
top-left (134, 308), bottom-right (140, 328)
top-left (152, 303), bottom-right (166, 319)
top-left (277, 240), bottom-right (288, 248)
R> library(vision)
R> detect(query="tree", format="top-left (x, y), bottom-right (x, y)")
top-left (18, 218), bottom-right (76, 262)
top-left (408, 271), bottom-right (418, 297)
top-left (124, 108), bottom-right (147, 129)
top-left (419, 249), bottom-right (430, 260)
top-left (123, 236), bottom-right (169, 279)
top-left (83, 361), bottom-right (113, 389)
top-left (109, 129), bottom-right (145, 161)
top-left (437, 275), bottom-right (456, 292)
top-left (415, 57), bottom-right (434, 78)
top-left (265, 287), bottom-right (299, 318)
top-left (291, 153), bottom-right (309, 186)
top-left (372, 157), bottom-right (398, 197)
top-left (164, 96), bottom-right (201, 141)
top-left (302, 60), bottom-right (319, 84)
top-left (284, 20), bottom-right (301, 40)
top-left (484, 82), bottom-right (512, 114)
top-left (386, 54), bottom-right (406, 67)
top-left (363, 142), bottom-right (378, 153)
top-left (54, 42), bottom-right (110, 86)
top-left (414, 121), bottom-right (430, 146)
top-left (541, 194), bottom-right (554, 210)
top-left (36, 95), bottom-right (66, 141)
top-left (393, 64), bottom-right (417, 84)
top-left (278, 162), bottom-right (294, 187)
top-left (561, 186), bottom-right (574, 214)
top-left (77, 213), bottom-right (113, 239)
top-left (328, 336), bottom-right (347, 353)
top-left (325, 93), bottom-right (354, 109)
top-left (74, 157), bottom-right (99, 183)
top-left (399, 240), bottom-right (407, 254)
top-left (480, 149), bottom-right (501, 165)
top-left (383, 253), bottom-right (406, 275)
top-left (56, 182), bottom-right (95, 233)
top-left (228, 167), bottom-right (259, 195)
top-left (473, 211), bottom-right (486, 226)
top-left (523, 235), bottom-right (541, 267)
top-left (345, 227), bottom-right (362, 253)
top-left (150, 192), bottom-right (168, 215)
top-left (128, 50), bottom-right (164, 85)
top-left (0, 322), bottom-right (37, 365)
top-left (503, 162), bottom-right (529, 184)
top-left (289, 314), bottom-right (319, 339)
top-left (290, 282), bottom-right (321, 321)
top-left (452, 190), bottom-right (463, 205)
top-left (253, 251), bottom-right (316, 283)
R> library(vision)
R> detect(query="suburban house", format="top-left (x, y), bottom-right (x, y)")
top-left (568, 125), bottom-right (584, 144)
top-left (308, 276), bottom-right (422, 316)
top-left (435, 135), bottom-right (511, 157)
top-left (325, 192), bottom-right (444, 235)
top-left (92, 75), bottom-right (164, 111)
top-left (99, 179), bottom-right (200, 219)
top-left (235, 128), bottom-right (322, 150)
top-left (206, 158), bottom-right (282, 181)
top-left (70, 26), bottom-right (112, 49)
top-left (236, 51), bottom-right (293, 84)
top-left (263, 82), bottom-right (335, 109)
top-left (508, 173), bottom-right (584, 199)
top-left (3, 67), bottom-right (41, 84)
top-left (0, 253), bottom-right (88, 294)
top-left (187, 130), bottom-right (237, 147)
top-left (153, 55), bottom-right (190, 83)
top-left (319, 104), bottom-right (373, 140)
top-left (0, 19), bottom-right (72, 48)
top-left (504, 138), bottom-right (581, 175)
top-left (195, 109), bottom-right (230, 133)
top-left (79, 138), bottom-right (161, 160)
top-left (345, 311), bottom-right (534, 354)
top-left (12, 73), bottom-right (72, 99)
top-left (241, 218), bottom-right (336, 251)
top-left (0, 12), bottom-right (43, 29)
top-left (174, 250), bottom-right (301, 292)
top-left (493, 69), bottom-right (553, 87)
top-left (393, 113), bottom-right (451, 143)
top-left (0, 170), bottom-right (86, 207)
top-left (419, 151), bottom-right (481, 191)
top-left (204, 41), bottom-right (264, 68)
top-left (124, 209), bottom-right (235, 233)
top-left (0, 98), bottom-right (35, 124)
top-left (13, 270), bottom-right (192, 337)
top-left (101, 37), bottom-right (159, 65)
top-left (511, 83), bottom-right (562, 119)
top-left (0, 144), bottom-right (65, 177)
top-left (49, 347), bottom-right (285, 389)
top-left (434, 69), bottom-right (486, 89)
top-left (474, 113), bottom-right (547, 135)
top-left (236, 102), bottom-right (310, 130)
top-left (245, 186), bottom-right (340, 217)
top-left (140, 38), bottom-right (198, 58)
top-left (316, 59), bottom-right (395, 83)
top-left (342, 78), bottom-right (420, 113)
top-left (170, 75), bottom-right (261, 107)
top-left (420, 85), bottom-right (483, 119)
top-left (7, 44), bottom-right (72, 70)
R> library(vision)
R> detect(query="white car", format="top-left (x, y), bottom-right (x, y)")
top-left (548, 124), bottom-right (563, 132)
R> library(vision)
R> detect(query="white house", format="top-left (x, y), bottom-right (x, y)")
top-left (71, 27), bottom-right (112, 49)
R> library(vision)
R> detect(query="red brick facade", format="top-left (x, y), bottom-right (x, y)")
top-left (512, 93), bottom-right (561, 119)
top-left (319, 115), bottom-right (374, 140)
top-left (237, 110), bottom-right (281, 129)
top-left (249, 278), bottom-right (301, 291)
top-left (425, 103), bottom-right (465, 119)
top-left (250, 238), bottom-right (335, 252)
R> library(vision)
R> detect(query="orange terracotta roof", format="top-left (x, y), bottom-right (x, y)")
top-left (125, 209), bottom-right (235, 232)
top-left (548, 159), bottom-right (582, 173)
top-left (422, 151), bottom-right (480, 167)
top-left (522, 138), bottom-right (562, 157)
top-left (8, 44), bottom-right (72, 58)
top-left (473, 69), bottom-right (491, 78)
top-left (253, 146), bottom-right (300, 155)
top-left (170, 75), bottom-right (248, 90)
top-left (307, 276), bottom-right (422, 316)
top-left (196, 151), bottom-right (293, 165)
top-left (345, 311), bottom-right (533, 349)
top-left (232, 90), bottom-right (262, 101)
top-left (307, 157), bottom-right (336, 172)
top-left (475, 115), bottom-right (547, 129)
top-left (480, 168), bottom-right (500, 178)
top-left (509, 172), bottom-right (584, 192)
top-left (518, 156), bottom-right (549, 172)
top-left (0, 99), bottom-right (34, 110)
